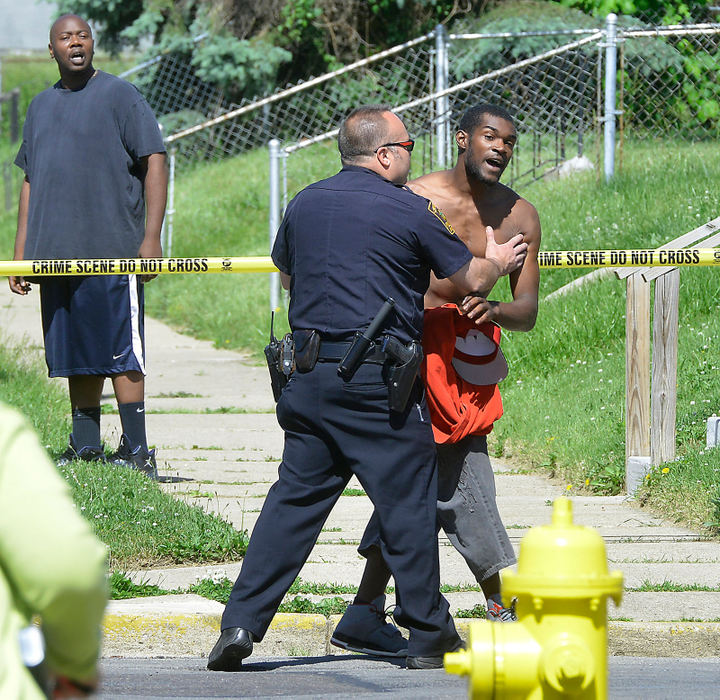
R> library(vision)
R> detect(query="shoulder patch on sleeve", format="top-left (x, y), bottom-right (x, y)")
top-left (427, 201), bottom-right (457, 236)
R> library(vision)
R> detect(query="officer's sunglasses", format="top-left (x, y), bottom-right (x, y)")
top-left (374, 139), bottom-right (415, 153)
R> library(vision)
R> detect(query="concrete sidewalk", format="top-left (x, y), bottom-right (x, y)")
top-left (3, 291), bottom-right (720, 660)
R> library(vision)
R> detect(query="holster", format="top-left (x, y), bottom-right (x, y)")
top-left (293, 329), bottom-right (320, 372)
top-left (382, 336), bottom-right (423, 412)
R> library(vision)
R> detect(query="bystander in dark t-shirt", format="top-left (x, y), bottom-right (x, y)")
top-left (15, 70), bottom-right (165, 260)
top-left (272, 166), bottom-right (472, 344)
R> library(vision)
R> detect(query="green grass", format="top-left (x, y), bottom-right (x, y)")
top-left (110, 571), bottom-right (172, 599)
top-left (0, 331), bottom-right (251, 568)
top-left (58, 458), bottom-right (248, 568)
top-left (341, 487), bottom-right (367, 497)
top-left (627, 580), bottom-right (720, 593)
top-left (486, 140), bottom-right (720, 531)
top-left (117, 574), bottom-right (358, 612)
top-left (288, 579), bottom-right (359, 595)
top-left (456, 604), bottom-right (489, 619)
top-left (0, 336), bottom-right (249, 568)
top-left (0, 334), bottom-right (70, 448)
top-left (278, 597), bottom-right (349, 616)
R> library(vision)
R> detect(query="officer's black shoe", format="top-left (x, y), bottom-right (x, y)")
top-left (207, 627), bottom-right (254, 671)
top-left (56, 436), bottom-right (106, 467)
top-left (406, 639), bottom-right (465, 670)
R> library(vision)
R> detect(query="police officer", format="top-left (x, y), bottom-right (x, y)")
top-left (207, 104), bottom-right (528, 671)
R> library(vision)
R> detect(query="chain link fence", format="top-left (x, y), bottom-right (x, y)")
top-left (619, 25), bottom-right (720, 140)
top-left (158, 34), bottom-right (436, 165)
top-left (152, 20), bottom-right (719, 179)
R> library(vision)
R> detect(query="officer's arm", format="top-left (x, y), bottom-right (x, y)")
top-left (280, 272), bottom-right (291, 290)
top-left (448, 226), bottom-right (527, 297)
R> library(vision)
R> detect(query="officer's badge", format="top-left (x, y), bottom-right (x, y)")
top-left (427, 201), bottom-right (457, 236)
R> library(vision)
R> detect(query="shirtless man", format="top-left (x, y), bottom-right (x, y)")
top-left (330, 103), bottom-right (541, 657)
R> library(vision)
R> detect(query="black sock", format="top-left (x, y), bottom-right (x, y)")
top-left (71, 407), bottom-right (101, 449)
top-left (118, 401), bottom-right (148, 452)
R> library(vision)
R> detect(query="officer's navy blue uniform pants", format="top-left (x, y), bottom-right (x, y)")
top-left (222, 361), bottom-right (461, 657)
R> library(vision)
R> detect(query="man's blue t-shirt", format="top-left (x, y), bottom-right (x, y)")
top-left (15, 70), bottom-right (165, 259)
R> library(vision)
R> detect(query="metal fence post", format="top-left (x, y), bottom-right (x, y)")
top-left (434, 24), bottom-right (450, 170)
top-left (603, 13), bottom-right (618, 183)
top-left (3, 162), bottom-right (12, 212)
top-left (269, 139), bottom-right (281, 312)
top-left (164, 147), bottom-right (176, 256)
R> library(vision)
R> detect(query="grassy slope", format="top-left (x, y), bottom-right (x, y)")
top-left (498, 141), bottom-right (720, 529)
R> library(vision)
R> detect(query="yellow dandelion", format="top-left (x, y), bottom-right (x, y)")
top-left (585, 478), bottom-right (590, 486)
top-left (662, 467), bottom-right (670, 474)
top-left (566, 484), bottom-right (572, 491)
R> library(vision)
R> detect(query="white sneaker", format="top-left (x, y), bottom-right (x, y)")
top-left (331, 595), bottom-right (408, 657)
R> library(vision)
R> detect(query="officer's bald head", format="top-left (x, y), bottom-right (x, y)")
top-left (338, 105), bottom-right (395, 164)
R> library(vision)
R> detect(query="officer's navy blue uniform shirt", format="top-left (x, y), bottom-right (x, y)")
top-left (272, 166), bottom-right (473, 344)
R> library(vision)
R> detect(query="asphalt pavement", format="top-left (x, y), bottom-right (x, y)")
top-left (3, 290), bottom-right (720, 674)
top-left (96, 657), bottom-right (720, 699)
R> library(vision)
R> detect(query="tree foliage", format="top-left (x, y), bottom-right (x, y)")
top-left (55, 0), bottom-right (712, 100)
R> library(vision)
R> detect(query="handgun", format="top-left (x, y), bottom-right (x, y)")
top-left (338, 298), bottom-right (396, 381)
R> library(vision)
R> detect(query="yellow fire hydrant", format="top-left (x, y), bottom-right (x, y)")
top-left (445, 497), bottom-right (623, 699)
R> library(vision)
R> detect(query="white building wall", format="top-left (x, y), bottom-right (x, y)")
top-left (0, 1), bottom-right (58, 52)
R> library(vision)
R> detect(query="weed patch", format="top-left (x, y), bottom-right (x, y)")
top-left (456, 604), bottom-right (488, 618)
top-left (341, 488), bottom-right (366, 497)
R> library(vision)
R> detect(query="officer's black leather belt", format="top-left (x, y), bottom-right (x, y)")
top-left (316, 340), bottom-right (387, 364)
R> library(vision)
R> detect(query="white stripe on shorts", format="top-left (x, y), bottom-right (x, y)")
top-left (128, 274), bottom-right (146, 374)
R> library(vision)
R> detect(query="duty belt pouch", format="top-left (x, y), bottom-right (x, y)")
top-left (293, 329), bottom-right (320, 372)
top-left (385, 339), bottom-right (423, 412)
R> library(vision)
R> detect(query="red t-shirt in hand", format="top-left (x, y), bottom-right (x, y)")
top-left (422, 304), bottom-right (507, 444)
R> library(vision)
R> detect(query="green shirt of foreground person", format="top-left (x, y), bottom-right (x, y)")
top-left (0, 402), bottom-right (108, 699)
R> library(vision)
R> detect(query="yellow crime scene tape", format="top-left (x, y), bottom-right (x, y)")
top-left (1, 249), bottom-right (720, 276)
top-left (538, 248), bottom-right (720, 268)
top-left (0, 256), bottom-right (277, 276)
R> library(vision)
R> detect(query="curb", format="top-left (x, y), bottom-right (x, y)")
top-left (101, 598), bottom-right (720, 659)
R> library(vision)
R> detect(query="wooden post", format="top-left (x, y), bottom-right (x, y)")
top-left (651, 269), bottom-right (679, 465)
top-left (625, 273), bottom-right (651, 461)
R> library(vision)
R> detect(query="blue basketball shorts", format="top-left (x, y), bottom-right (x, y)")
top-left (39, 275), bottom-right (146, 378)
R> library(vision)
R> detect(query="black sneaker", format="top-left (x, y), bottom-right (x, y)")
top-left (331, 595), bottom-right (408, 657)
top-left (406, 639), bottom-right (465, 670)
top-left (56, 436), bottom-right (105, 467)
top-left (108, 433), bottom-right (159, 480)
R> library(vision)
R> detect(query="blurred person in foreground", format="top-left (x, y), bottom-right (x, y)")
top-left (8, 14), bottom-right (167, 479)
top-left (331, 103), bottom-right (541, 655)
top-left (0, 401), bottom-right (108, 698)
